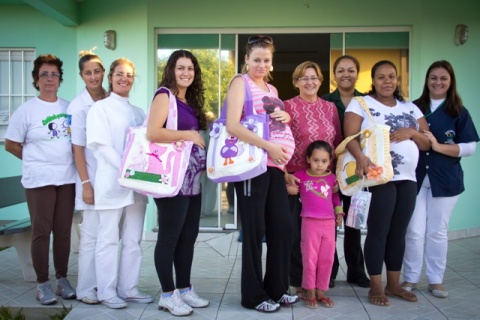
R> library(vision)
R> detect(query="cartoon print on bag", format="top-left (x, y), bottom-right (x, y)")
top-left (146, 142), bottom-right (176, 175)
top-left (220, 136), bottom-right (244, 166)
top-left (128, 146), bottom-right (148, 171)
top-left (48, 122), bottom-right (59, 139)
top-left (262, 96), bottom-right (285, 131)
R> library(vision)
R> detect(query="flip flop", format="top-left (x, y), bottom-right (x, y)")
top-left (368, 295), bottom-right (390, 306)
top-left (384, 289), bottom-right (417, 302)
top-left (317, 296), bottom-right (334, 308)
top-left (304, 297), bottom-right (318, 309)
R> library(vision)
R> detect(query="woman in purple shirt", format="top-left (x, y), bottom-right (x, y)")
top-left (146, 50), bottom-right (209, 317)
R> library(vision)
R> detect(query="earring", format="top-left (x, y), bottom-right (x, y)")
top-left (246, 65), bottom-right (250, 72)
top-left (269, 66), bottom-right (274, 72)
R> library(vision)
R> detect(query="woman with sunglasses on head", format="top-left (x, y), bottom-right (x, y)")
top-left (322, 55), bottom-right (370, 289)
top-left (86, 58), bottom-right (152, 309)
top-left (344, 60), bottom-right (430, 306)
top-left (402, 60), bottom-right (478, 298)
top-left (283, 61), bottom-right (343, 301)
top-left (67, 49), bottom-right (107, 305)
top-left (147, 50), bottom-right (209, 317)
top-left (225, 35), bottom-right (298, 313)
top-left (5, 54), bottom-right (76, 305)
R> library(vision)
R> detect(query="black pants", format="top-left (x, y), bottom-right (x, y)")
top-left (154, 194), bottom-right (201, 292)
top-left (235, 167), bottom-right (293, 308)
top-left (364, 180), bottom-right (417, 275)
top-left (288, 194), bottom-right (302, 287)
top-left (331, 195), bottom-right (369, 281)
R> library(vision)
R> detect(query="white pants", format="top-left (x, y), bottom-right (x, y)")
top-left (76, 210), bottom-right (100, 299)
top-left (95, 203), bottom-right (146, 301)
top-left (403, 176), bottom-right (459, 284)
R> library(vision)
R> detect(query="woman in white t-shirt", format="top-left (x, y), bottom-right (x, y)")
top-left (5, 54), bottom-right (76, 305)
top-left (67, 49), bottom-right (106, 305)
top-left (344, 60), bottom-right (430, 307)
top-left (86, 58), bottom-right (151, 309)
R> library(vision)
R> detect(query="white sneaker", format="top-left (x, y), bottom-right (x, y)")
top-left (102, 296), bottom-right (127, 309)
top-left (180, 285), bottom-right (209, 308)
top-left (255, 299), bottom-right (280, 313)
top-left (80, 295), bottom-right (100, 305)
top-left (158, 290), bottom-right (193, 316)
top-left (119, 291), bottom-right (153, 304)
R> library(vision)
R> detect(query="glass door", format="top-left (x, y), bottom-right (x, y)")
top-left (156, 33), bottom-right (237, 230)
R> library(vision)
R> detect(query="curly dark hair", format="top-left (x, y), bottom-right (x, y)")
top-left (160, 50), bottom-right (207, 130)
top-left (414, 60), bottom-right (463, 117)
top-left (368, 60), bottom-right (405, 102)
top-left (32, 54), bottom-right (63, 91)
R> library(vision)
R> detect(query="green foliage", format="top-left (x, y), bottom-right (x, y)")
top-left (45, 303), bottom-right (72, 320)
top-left (157, 49), bottom-right (235, 116)
top-left (0, 306), bottom-right (25, 320)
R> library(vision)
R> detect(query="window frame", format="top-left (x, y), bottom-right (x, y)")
top-left (0, 48), bottom-right (36, 141)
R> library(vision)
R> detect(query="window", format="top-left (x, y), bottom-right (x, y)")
top-left (0, 49), bottom-right (36, 140)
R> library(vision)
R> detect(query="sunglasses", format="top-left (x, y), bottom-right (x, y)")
top-left (247, 35), bottom-right (274, 45)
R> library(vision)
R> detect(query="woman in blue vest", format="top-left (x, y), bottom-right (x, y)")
top-left (403, 60), bottom-right (479, 298)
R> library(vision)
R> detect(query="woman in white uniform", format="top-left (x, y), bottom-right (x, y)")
top-left (67, 49), bottom-right (106, 304)
top-left (86, 58), bottom-right (151, 309)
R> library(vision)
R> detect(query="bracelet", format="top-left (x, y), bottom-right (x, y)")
top-left (81, 179), bottom-right (90, 185)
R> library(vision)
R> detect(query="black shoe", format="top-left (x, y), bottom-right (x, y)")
top-left (329, 279), bottom-right (335, 288)
top-left (348, 277), bottom-right (370, 288)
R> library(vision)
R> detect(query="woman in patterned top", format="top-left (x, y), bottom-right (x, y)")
top-left (344, 60), bottom-right (430, 306)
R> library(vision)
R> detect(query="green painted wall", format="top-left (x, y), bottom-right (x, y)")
top-left (1, 0), bottom-right (479, 232)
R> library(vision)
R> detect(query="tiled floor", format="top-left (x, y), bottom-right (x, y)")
top-left (1, 233), bottom-right (480, 319)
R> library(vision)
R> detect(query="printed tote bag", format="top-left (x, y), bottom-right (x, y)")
top-left (207, 75), bottom-right (269, 183)
top-left (118, 87), bottom-right (193, 197)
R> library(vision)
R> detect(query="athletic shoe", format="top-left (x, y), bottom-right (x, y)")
top-left (55, 277), bottom-right (76, 299)
top-left (255, 299), bottom-right (280, 312)
top-left (158, 290), bottom-right (193, 316)
top-left (36, 281), bottom-right (57, 305)
top-left (80, 295), bottom-right (100, 304)
top-left (119, 291), bottom-right (153, 304)
top-left (180, 285), bottom-right (209, 308)
top-left (101, 296), bottom-right (127, 309)
top-left (277, 293), bottom-right (299, 306)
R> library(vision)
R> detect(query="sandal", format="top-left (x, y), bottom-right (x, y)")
top-left (384, 289), bottom-right (417, 302)
top-left (303, 289), bottom-right (317, 309)
top-left (317, 296), bottom-right (334, 308)
top-left (368, 295), bottom-right (390, 306)
top-left (304, 297), bottom-right (318, 309)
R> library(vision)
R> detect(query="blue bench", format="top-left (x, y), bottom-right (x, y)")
top-left (0, 175), bottom-right (35, 282)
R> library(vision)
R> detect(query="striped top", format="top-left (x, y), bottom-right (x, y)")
top-left (244, 75), bottom-right (295, 170)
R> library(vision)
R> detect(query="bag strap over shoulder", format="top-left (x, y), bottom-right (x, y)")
top-left (335, 97), bottom-right (374, 156)
top-left (354, 96), bottom-right (375, 125)
top-left (218, 74), bottom-right (254, 120)
top-left (142, 86), bottom-right (178, 130)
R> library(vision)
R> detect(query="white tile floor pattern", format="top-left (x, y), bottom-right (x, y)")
top-left (1, 233), bottom-right (480, 320)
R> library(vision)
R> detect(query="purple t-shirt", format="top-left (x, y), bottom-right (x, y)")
top-left (154, 87), bottom-right (206, 195)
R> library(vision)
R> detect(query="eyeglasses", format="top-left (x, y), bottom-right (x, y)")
top-left (113, 73), bottom-right (134, 79)
top-left (247, 35), bottom-right (274, 45)
top-left (297, 76), bottom-right (321, 83)
top-left (39, 72), bottom-right (60, 79)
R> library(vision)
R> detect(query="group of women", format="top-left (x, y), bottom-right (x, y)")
top-left (4, 34), bottom-right (478, 315)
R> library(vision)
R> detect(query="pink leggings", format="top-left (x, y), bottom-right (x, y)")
top-left (301, 217), bottom-right (335, 291)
